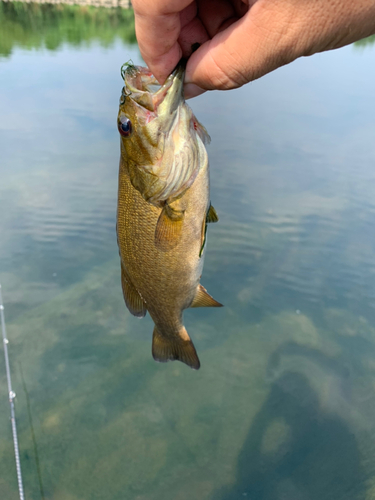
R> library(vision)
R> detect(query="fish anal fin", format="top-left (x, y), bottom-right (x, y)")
top-left (190, 284), bottom-right (223, 308)
top-left (152, 326), bottom-right (200, 370)
top-left (207, 204), bottom-right (219, 223)
top-left (121, 265), bottom-right (147, 318)
top-left (154, 203), bottom-right (184, 252)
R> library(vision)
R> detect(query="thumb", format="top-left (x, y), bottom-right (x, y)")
top-left (185, 2), bottom-right (299, 92)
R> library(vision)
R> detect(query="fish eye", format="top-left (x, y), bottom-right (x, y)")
top-left (118, 115), bottom-right (132, 137)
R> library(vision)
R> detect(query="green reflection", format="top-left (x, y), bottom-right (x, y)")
top-left (354, 34), bottom-right (375, 48)
top-left (0, 1), bottom-right (136, 57)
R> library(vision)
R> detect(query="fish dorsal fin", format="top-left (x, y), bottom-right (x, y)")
top-left (152, 326), bottom-right (200, 370)
top-left (121, 264), bottom-right (147, 318)
top-left (207, 204), bottom-right (219, 223)
top-left (190, 284), bottom-right (223, 308)
top-left (154, 203), bottom-right (185, 252)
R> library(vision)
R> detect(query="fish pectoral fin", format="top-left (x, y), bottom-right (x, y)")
top-left (154, 203), bottom-right (185, 252)
top-left (190, 284), bottom-right (223, 308)
top-left (207, 204), bottom-right (219, 223)
top-left (152, 326), bottom-right (200, 370)
top-left (194, 118), bottom-right (211, 145)
top-left (121, 265), bottom-right (147, 318)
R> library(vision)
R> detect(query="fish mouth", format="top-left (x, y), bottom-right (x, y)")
top-left (123, 60), bottom-right (185, 113)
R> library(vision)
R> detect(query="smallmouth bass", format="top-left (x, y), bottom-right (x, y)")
top-left (117, 61), bottom-right (222, 370)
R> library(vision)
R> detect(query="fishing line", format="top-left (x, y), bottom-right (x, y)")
top-left (0, 284), bottom-right (25, 500)
top-left (20, 364), bottom-right (45, 500)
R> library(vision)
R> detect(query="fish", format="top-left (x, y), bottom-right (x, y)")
top-left (116, 61), bottom-right (222, 370)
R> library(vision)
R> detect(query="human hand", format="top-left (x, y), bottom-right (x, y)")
top-left (132, 0), bottom-right (375, 98)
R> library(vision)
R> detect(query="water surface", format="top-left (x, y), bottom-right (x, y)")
top-left (1, 4), bottom-right (375, 499)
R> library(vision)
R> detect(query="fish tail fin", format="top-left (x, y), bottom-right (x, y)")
top-left (152, 326), bottom-right (200, 370)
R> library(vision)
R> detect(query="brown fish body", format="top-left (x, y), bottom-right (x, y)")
top-left (117, 150), bottom-right (209, 344)
top-left (117, 62), bottom-right (221, 369)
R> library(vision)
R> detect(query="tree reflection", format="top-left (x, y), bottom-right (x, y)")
top-left (354, 34), bottom-right (375, 48)
top-left (0, 1), bottom-right (136, 57)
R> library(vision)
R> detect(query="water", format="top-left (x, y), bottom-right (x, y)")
top-left (1, 3), bottom-right (375, 499)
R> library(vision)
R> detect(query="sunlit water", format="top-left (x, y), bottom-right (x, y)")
top-left (1, 3), bottom-right (375, 499)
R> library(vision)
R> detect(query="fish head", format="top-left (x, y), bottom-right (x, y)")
top-left (118, 61), bottom-right (210, 205)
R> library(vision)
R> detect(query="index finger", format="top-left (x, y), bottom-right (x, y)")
top-left (132, 0), bottom-right (192, 83)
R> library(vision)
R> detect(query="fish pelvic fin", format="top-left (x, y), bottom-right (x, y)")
top-left (154, 203), bottom-right (185, 252)
top-left (121, 264), bottom-right (147, 318)
top-left (190, 284), bottom-right (223, 308)
top-left (199, 203), bottom-right (219, 258)
top-left (152, 326), bottom-right (200, 370)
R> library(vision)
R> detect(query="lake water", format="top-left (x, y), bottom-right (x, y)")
top-left (1, 3), bottom-right (375, 499)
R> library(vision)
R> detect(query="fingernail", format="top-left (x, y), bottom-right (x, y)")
top-left (184, 83), bottom-right (206, 99)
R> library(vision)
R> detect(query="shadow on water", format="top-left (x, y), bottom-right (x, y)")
top-left (216, 370), bottom-right (365, 500)
top-left (266, 341), bottom-right (352, 392)
top-left (0, 1), bottom-right (136, 57)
